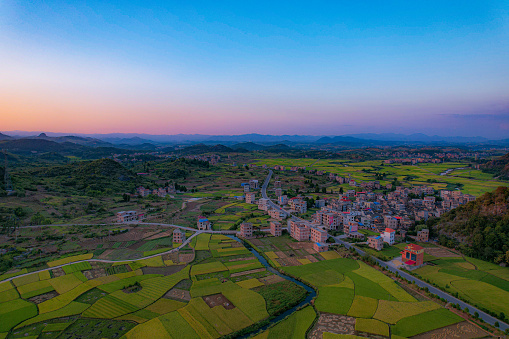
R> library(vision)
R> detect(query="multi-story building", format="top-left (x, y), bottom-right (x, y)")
top-left (268, 208), bottom-right (287, 220)
top-left (416, 229), bottom-right (429, 242)
top-left (274, 180), bottom-right (281, 188)
top-left (257, 198), bottom-right (270, 211)
top-left (382, 228), bottom-right (395, 245)
top-left (288, 220), bottom-right (310, 241)
top-left (275, 188), bottom-right (283, 197)
top-left (310, 227), bottom-right (328, 243)
top-left (249, 179), bottom-right (259, 189)
top-left (384, 215), bottom-right (398, 230)
top-left (270, 221), bottom-right (282, 236)
top-left (401, 243), bottom-right (424, 267)
top-left (278, 195), bottom-right (288, 205)
top-left (197, 217), bottom-right (212, 230)
top-left (173, 229), bottom-right (186, 243)
top-left (368, 235), bottom-right (383, 251)
top-left (245, 192), bottom-right (256, 204)
top-left (239, 222), bottom-right (253, 238)
top-left (116, 211), bottom-right (144, 223)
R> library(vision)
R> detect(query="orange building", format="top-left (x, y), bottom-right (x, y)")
top-left (400, 243), bottom-right (424, 266)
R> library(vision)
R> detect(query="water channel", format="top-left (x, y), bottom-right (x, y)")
top-left (227, 235), bottom-right (317, 337)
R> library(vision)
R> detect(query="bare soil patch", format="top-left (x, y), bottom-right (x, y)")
top-left (288, 242), bottom-right (314, 250)
top-left (164, 288), bottom-right (191, 302)
top-left (84, 268), bottom-right (107, 280)
top-left (249, 239), bottom-right (264, 247)
top-left (230, 268), bottom-right (266, 277)
top-left (144, 230), bottom-right (173, 240)
top-left (228, 256), bottom-right (256, 262)
top-left (51, 267), bottom-right (65, 277)
top-left (305, 255), bottom-right (320, 263)
top-left (276, 257), bottom-right (301, 266)
top-left (259, 274), bottom-right (285, 285)
top-left (424, 247), bottom-right (460, 258)
top-left (309, 313), bottom-right (356, 339)
top-left (28, 291), bottom-right (59, 304)
top-left (141, 265), bottom-right (185, 276)
top-left (203, 293), bottom-right (235, 310)
top-left (179, 253), bottom-right (194, 263)
top-left (97, 249), bottom-right (115, 259)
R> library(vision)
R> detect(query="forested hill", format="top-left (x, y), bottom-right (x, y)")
top-left (28, 158), bottom-right (148, 194)
top-left (482, 152), bottom-right (509, 180)
top-left (433, 186), bottom-right (509, 264)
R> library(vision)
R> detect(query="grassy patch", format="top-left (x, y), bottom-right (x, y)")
top-left (254, 280), bottom-right (307, 316)
top-left (315, 287), bottom-right (354, 315)
top-left (0, 299), bottom-right (38, 332)
top-left (347, 296), bottom-right (378, 318)
top-left (391, 308), bottom-right (463, 337)
top-left (355, 318), bottom-right (389, 337)
top-left (266, 305), bottom-right (316, 339)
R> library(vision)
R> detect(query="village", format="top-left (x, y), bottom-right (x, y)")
top-left (115, 160), bottom-right (478, 272)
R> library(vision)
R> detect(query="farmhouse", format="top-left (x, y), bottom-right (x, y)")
top-left (116, 211), bottom-right (144, 223)
top-left (173, 229), bottom-right (186, 243)
top-left (368, 235), bottom-right (383, 251)
top-left (197, 217), bottom-right (212, 230)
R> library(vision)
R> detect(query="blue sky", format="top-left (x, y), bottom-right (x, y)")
top-left (1, 1), bottom-right (508, 137)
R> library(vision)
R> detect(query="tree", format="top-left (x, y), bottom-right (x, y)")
top-left (339, 187), bottom-right (344, 194)
top-left (122, 194), bottom-right (131, 202)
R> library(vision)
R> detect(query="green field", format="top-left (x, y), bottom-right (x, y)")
top-left (413, 256), bottom-right (509, 315)
top-left (280, 255), bottom-right (464, 337)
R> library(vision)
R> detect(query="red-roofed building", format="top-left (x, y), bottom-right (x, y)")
top-left (400, 243), bottom-right (424, 267)
top-left (382, 228), bottom-right (396, 245)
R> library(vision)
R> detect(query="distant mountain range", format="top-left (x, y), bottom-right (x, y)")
top-left (2, 131), bottom-right (509, 146)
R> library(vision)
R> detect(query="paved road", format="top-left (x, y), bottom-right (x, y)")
top-left (261, 169), bottom-right (290, 217)
top-left (2, 225), bottom-right (238, 284)
top-left (333, 236), bottom-right (509, 331)
top-left (261, 169), bottom-right (508, 331)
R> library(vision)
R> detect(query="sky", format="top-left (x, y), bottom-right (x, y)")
top-left (1, 1), bottom-right (509, 138)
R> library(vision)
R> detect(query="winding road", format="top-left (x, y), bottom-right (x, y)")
top-left (4, 169), bottom-right (508, 332)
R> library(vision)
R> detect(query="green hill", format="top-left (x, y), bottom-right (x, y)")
top-left (433, 186), bottom-right (509, 264)
top-left (30, 158), bottom-right (148, 194)
top-left (482, 152), bottom-right (509, 180)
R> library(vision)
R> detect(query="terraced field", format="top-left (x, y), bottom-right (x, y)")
top-left (0, 234), bottom-right (307, 339)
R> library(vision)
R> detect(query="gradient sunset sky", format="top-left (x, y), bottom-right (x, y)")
top-left (1, 1), bottom-right (508, 137)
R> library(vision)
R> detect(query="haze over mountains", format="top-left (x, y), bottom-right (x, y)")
top-left (2, 131), bottom-right (508, 147)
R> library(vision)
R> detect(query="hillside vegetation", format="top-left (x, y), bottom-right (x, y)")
top-left (433, 186), bottom-right (509, 264)
top-left (25, 159), bottom-right (147, 195)
top-left (482, 152), bottom-right (509, 180)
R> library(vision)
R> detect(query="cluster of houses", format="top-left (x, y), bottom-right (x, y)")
top-left (116, 211), bottom-right (145, 223)
top-left (183, 154), bottom-right (221, 165)
top-left (135, 185), bottom-right (176, 198)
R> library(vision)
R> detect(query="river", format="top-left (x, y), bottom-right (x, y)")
top-left (227, 235), bottom-right (317, 337)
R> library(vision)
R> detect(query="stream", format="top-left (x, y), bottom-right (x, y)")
top-left (227, 235), bottom-right (317, 337)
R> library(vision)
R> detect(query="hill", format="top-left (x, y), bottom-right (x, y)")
top-left (0, 133), bottom-right (13, 141)
top-left (0, 139), bottom-right (83, 154)
top-left (433, 186), bottom-right (509, 264)
top-left (482, 153), bottom-right (509, 180)
top-left (30, 158), bottom-right (147, 194)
